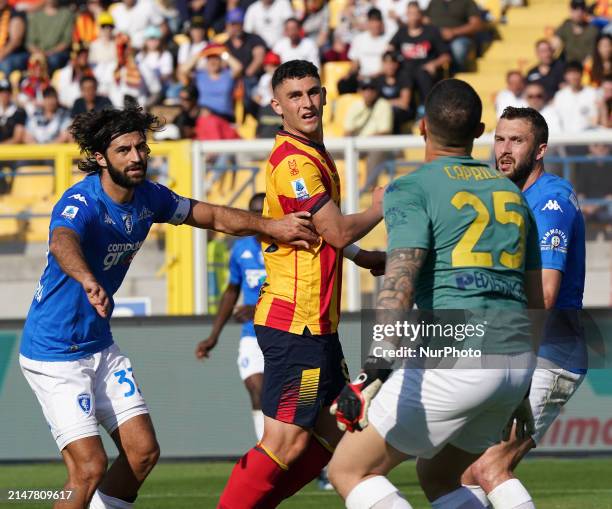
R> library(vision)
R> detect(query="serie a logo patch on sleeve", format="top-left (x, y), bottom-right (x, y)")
top-left (61, 205), bottom-right (79, 220)
top-left (291, 178), bottom-right (310, 200)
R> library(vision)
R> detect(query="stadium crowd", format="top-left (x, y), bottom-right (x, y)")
top-left (0, 0), bottom-right (610, 145)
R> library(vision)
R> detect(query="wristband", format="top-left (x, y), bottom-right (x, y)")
top-left (343, 244), bottom-right (360, 261)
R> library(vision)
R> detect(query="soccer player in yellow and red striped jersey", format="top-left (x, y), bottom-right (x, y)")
top-left (218, 60), bottom-right (386, 508)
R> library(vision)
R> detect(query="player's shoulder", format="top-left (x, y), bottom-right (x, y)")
top-left (269, 137), bottom-right (321, 175)
top-left (531, 173), bottom-right (579, 212)
top-left (57, 174), bottom-right (98, 207)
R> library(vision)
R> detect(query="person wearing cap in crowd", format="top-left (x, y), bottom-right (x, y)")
top-left (225, 8), bottom-right (267, 118)
top-left (553, 0), bottom-right (599, 64)
top-left (180, 41), bottom-right (243, 122)
top-left (344, 77), bottom-right (394, 191)
top-left (89, 12), bottom-right (118, 96)
top-left (244, 0), bottom-right (294, 49)
top-left (70, 75), bottom-right (113, 117)
top-left (135, 24), bottom-right (173, 105)
top-left (0, 78), bottom-right (25, 144)
top-left (0, 0), bottom-right (28, 78)
top-left (56, 42), bottom-right (94, 109)
top-left (177, 15), bottom-right (208, 69)
top-left (253, 50), bottom-right (283, 138)
top-left (273, 17), bottom-right (321, 68)
top-left (112, 0), bottom-right (163, 49)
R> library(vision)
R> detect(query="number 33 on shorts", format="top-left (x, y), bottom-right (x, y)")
top-left (113, 367), bottom-right (141, 397)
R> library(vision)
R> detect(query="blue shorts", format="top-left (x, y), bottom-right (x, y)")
top-left (255, 325), bottom-right (349, 428)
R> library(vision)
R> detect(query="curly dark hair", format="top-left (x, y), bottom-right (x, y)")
top-left (69, 106), bottom-right (164, 174)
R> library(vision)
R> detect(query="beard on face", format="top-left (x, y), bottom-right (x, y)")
top-left (105, 158), bottom-right (147, 188)
top-left (496, 144), bottom-right (538, 184)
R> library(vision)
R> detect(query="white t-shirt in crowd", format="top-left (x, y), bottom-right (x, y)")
top-left (495, 89), bottom-right (528, 117)
top-left (111, 0), bottom-right (163, 49)
top-left (347, 31), bottom-right (391, 77)
top-left (56, 66), bottom-right (83, 109)
top-left (376, 0), bottom-right (409, 36)
top-left (540, 104), bottom-right (562, 134)
top-left (273, 37), bottom-right (320, 68)
top-left (177, 40), bottom-right (207, 67)
top-left (553, 86), bottom-right (599, 132)
top-left (244, 0), bottom-right (294, 49)
top-left (135, 50), bottom-right (173, 95)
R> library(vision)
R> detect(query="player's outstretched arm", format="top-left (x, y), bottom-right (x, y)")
top-left (312, 187), bottom-right (384, 249)
top-left (184, 200), bottom-right (317, 248)
top-left (50, 227), bottom-right (111, 318)
top-left (195, 283), bottom-right (241, 360)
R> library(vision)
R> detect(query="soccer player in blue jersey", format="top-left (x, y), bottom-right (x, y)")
top-left (195, 192), bottom-right (268, 441)
top-left (462, 107), bottom-right (586, 509)
top-left (18, 107), bottom-right (317, 509)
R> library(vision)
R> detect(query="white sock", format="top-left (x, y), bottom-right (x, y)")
top-left (89, 490), bottom-right (134, 509)
top-left (372, 492), bottom-right (413, 509)
top-left (346, 476), bottom-right (408, 509)
top-left (252, 410), bottom-right (264, 441)
top-left (463, 484), bottom-right (491, 507)
top-left (431, 486), bottom-right (487, 509)
top-left (487, 479), bottom-right (535, 509)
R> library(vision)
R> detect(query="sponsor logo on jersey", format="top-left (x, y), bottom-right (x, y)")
top-left (77, 393), bottom-right (92, 416)
top-left (69, 193), bottom-right (88, 205)
top-left (288, 159), bottom-right (299, 176)
top-left (104, 213), bottom-right (116, 225)
top-left (245, 269), bottom-right (267, 288)
top-left (122, 213), bottom-right (133, 234)
top-left (454, 270), bottom-right (524, 301)
top-left (291, 178), bottom-right (310, 200)
top-left (61, 205), bottom-right (79, 220)
top-left (541, 199), bottom-right (563, 212)
top-left (240, 250), bottom-right (253, 259)
top-left (540, 228), bottom-right (568, 253)
top-left (103, 241), bottom-right (144, 270)
top-left (138, 207), bottom-right (154, 221)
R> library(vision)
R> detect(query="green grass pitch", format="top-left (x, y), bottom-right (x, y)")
top-left (1, 458), bottom-right (611, 508)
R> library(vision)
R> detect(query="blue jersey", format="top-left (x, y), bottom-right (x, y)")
top-left (20, 174), bottom-right (191, 361)
top-left (228, 236), bottom-right (266, 338)
top-left (524, 172), bottom-right (586, 372)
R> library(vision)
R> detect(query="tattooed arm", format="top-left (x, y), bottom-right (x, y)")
top-left (376, 248), bottom-right (428, 313)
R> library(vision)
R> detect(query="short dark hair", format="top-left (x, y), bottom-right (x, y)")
top-left (500, 106), bottom-right (549, 146)
top-left (249, 192), bottom-right (266, 211)
top-left (42, 86), bottom-right (58, 98)
top-left (565, 60), bottom-right (583, 74)
top-left (70, 106), bottom-right (163, 174)
top-left (182, 84), bottom-right (199, 101)
top-left (407, 1), bottom-right (421, 8)
top-left (424, 79), bottom-right (482, 147)
top-left (535, 38), bottom-right (551, 49)
top-left (382, 50), bottom-right (400, 62)
top-left (506, 70), bottom-right (523, 81)
top-left (272, 60), bottom-right (320, 90)
top-left (367, 7), bottom-right (383, 20)
top-left (79, 75), bottom-right (97, 87)
top-left (285, 17), bottom-right (301, 27)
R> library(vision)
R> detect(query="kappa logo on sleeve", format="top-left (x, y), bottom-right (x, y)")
top-left (541, 199), bottom-right (563, 213)
top-left (291, 178), bottom-right (310, 200)
top-left (69, 193), bottom-right (88, 205)
top-left (61, 205), bottom-right (79, 220)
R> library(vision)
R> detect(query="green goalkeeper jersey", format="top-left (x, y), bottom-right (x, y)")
top-left (384, 155), bottom-right (541, 307)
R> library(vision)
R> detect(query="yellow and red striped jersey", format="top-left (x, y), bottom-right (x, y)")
top-left (254, 130), bottom-right (342, 335)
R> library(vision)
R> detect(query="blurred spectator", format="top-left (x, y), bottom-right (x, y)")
top-left (70, 76), bottom-right (112, 117)
top-left (244, 0), bottom-right (294, 49)
top-left (338, 7), bottom-right (389, 94)
top-left (72, 0), bottom-right (103, 46)
top-left (597, 74), bottom-right (612, 127)
top-left (526, 39), bottom-right (565, 99)
top-left (18, 53), bottom-right (50, 116)
top-left (273, 18), bottom-right (320, 68)
top-left (344, 77), bottom-right (393, 190)
top-left (495, 70), bottom-right (527, 117)
top-left (176, 0), bottom-right (224, 34)
top-left (590, 34), bottom-right (612, 86)
top-left (335, 0), bottom-right (370, 44)
top-left (0, 78), bottom-right (24, 144)
top-left (24, 86), bottom-right (70, 143)
top-left (112, 0), bottom-right (164, 50)
top-left (177, 15), bottom-right (207, 69)
top-left (0, 0), bottom-right (28, 78)
top-left (524, 81), bottom-right (562, 134)
top-left (377, 0), bottom-right (409, 36)
top-left (322, 33), bottom-right (350, 63)
top-left (253, 50), bottom-right (282, 138)
top-left (26, 0), bottom-right (75, 74)
top-left (389, 1), bottom-right (451, 106)
top-left (424, 0), bottom-right (483, 72)
top-left (225, 8), bottom-right (266, 117)
top-left (57, 44), bottom-right (94, 109)
top-left (155, 0), bottom-right (180, 33)
top-left (89, 12), bottom-right (118, 96)
top-left (135, 25), bottom-right (174, 104)
top-left (301, 0), bottom-right (330, 49)
top-left (172, 84), bottom-right (200, 138)
top-left (553, 0), bottom-right (598, 64)
top-left (109, 34), bottom-right (146, 107)
top-left (553, 61), bottom-right (598, 132)
top-left (374, 51), bottom-right (412, 133)
top-left (181, 42), bottom-right (243, 122)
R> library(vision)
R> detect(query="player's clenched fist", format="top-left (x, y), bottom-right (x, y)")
top-left (331, 371), bottom-right (384, 432)
top-left (82, 278), bottom-right (110, 318)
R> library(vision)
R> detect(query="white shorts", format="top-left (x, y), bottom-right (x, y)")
top-left (237, 336), bottom-right (265, 381)
top-left (530, 365), bottom-right (585, 444)
top-left (369, 364), bottom-right (533, 459)
top-left (20, 344), bottom-right (149, 451)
